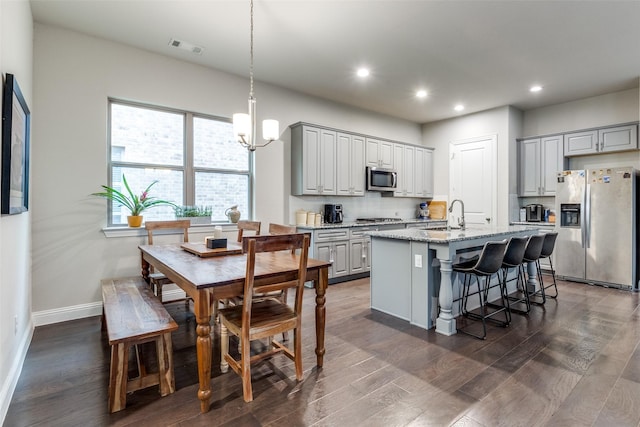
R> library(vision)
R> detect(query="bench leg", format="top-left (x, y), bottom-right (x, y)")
top-left (156, 332), bottom-right (175, 396)
top-left (108, 343), bottom-right (129, 413)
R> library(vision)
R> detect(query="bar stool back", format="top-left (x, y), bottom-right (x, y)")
top-left (453, 240), bottom-right (508, 340)
top-left (500, 236), bottom-right (530, 315)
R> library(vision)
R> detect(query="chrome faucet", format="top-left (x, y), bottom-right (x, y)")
top-left (449, 199), bottom-right (466, 229)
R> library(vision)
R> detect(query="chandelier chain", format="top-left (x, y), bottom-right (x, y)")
top-left (249, 0), bottom-right (254, 98)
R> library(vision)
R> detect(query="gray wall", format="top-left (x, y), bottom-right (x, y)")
top-left (523, 87), bottom-right (639, 137)
top-left (0, 0), bottom-right (33, 421)
top-left (420, 105), bottom-right (519, 226)
top-left (30, 23), bottom-right (422, 324)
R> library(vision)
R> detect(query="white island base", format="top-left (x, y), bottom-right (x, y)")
top-left (369, 226), bottom-right (541, 335)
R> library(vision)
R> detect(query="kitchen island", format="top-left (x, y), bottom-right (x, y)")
top-left (367, 225), bottom-right (541, 335)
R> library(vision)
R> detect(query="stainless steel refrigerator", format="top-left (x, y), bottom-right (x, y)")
top-left (555, 167), bottom-right (639, 290)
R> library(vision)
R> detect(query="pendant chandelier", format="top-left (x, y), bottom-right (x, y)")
top-left (232, 0), bottom-right (279, 151)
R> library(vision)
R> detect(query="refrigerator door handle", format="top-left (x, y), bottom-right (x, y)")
top-left (584, 182), bottom-right (591, 248)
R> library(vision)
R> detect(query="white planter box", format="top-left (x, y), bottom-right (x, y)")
top-left (177, 216), bottom-right (211, 225)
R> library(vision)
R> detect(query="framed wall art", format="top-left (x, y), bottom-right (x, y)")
top-left (1, 73), bottom-right (30, 215)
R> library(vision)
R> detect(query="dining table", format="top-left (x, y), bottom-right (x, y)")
top-left (138, 242), bottom-right (331, 413)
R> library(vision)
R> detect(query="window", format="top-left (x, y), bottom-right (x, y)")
top-left (108, 100), bottom-right (252, 226)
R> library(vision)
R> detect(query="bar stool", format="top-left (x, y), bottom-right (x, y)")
top-left (521, 234), bottom-right (545, 305)
top-left (499, 236), bottom-right (530, 315)
top-left (531, 232), bottom-right (559, 304)
top-left (453, 240), bottom-right (508, 340)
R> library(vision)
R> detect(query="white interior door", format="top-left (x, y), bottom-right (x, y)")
top-left (449, 135), bottom-right (497, 226)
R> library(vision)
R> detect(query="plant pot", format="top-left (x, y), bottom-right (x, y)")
top-left (127, 215), bottom-right (143, 227)
top-left (176, 216), bottom-right (211, 225)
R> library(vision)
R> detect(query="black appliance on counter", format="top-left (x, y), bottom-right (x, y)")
top-left (525, 204), bottom-right (544, 222)
top-left (324, 204), bottom-right (343, 223)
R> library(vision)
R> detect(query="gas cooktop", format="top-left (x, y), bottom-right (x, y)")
top-left (355, 217), bottom-right (403, 223)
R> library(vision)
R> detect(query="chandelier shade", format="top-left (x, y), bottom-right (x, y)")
top-left (232, 0), bottom-right (279, 151)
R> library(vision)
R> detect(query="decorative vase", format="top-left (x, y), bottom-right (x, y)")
top-left (225, 205), bottom-right (241, 223)
top-left (127, 215), bottom-right (143, 227)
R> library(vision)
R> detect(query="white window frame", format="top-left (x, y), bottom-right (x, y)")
top-left (106, 98), bottom-right (254, 227)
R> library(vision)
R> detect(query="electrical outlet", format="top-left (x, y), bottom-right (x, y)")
top-left (14, 315), bottom-right (18, 335)
top-left (414, 254), bottom-right (422, 268)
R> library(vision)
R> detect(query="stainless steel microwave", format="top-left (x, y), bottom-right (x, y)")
top-left (366, 166), bottom-right (397, 191)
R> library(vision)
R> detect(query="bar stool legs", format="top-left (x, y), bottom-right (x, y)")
top-left (454, 240), bottom-right (509, 340)
top-left (530, 232), bottom-right (559, 305)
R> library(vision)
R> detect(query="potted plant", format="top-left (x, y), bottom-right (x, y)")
top-left (174, 205), bottom-right (212, 225)
top-left (91, 175), bottom-right (176, 227)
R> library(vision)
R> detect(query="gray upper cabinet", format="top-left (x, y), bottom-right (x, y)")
top-left (519, 135), bottom-right (564, 196)
top-left (291, 124), bottom-right (337, 195)
top-left (563, 130), bottom-right (598, 156)
top-left (393, 143), bottom-right (415, 197)
top-left (599, 125), bottom-right (638, 153)
top-left (366, 138), bottom-right (394, 168)
top-left (292, 122), bottom-right (434, 198)
top-left (336, 132), bottom-right (365, 196)
top-left (414, 147), bottom-right (434, 198)
top-left (564, 124), bottom-right (638, 156)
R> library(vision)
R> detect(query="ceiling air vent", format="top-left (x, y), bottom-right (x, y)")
top-left (168, 38), bottom-right (204, 55)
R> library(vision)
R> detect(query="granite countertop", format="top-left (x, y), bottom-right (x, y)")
top-left (296, 218), bottom-right (447, 230)
top-left (367, 225), bottom-right (541, 243)
top-left (511, 221), bottom-right (556, 227)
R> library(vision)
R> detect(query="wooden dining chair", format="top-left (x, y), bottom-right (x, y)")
top-left (268, 223), bottom-right (297, 236)
top-left (236, 220), bottom-right (261, 242)
top-left (144, 220), bottom-right (191, 301)
top-left (218, 233), bottom-right (310, 402)
top-left (266, 223), bottom-right (298, 341)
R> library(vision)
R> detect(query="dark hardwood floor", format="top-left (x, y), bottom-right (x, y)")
top-left (5, 277), bottom-right (640, 427)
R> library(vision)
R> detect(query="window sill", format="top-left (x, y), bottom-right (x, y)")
top-left (101, 223), bottom-right (238, 238)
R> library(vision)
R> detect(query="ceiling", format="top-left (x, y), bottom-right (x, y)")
top-left (30, 0), bottom-right (640, 124)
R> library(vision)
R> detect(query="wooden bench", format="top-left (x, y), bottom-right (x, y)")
top-left (101, 277), bottom-right (179, 413)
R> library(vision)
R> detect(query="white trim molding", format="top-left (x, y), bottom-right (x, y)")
top-left (0, 320), bottom-right (34, 424)
top-left (32, 289), bottom-right (188, 326)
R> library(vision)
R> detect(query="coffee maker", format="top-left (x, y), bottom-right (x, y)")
top-left (324, 204), bottom-right (343, 223)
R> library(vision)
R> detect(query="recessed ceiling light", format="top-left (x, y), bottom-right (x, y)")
top-left (530, 85), bottom-right (543, 92)
top-left (454, 104), bottom-right (464, 112)
top-left (356, 68), bottom-right (370, 78)
top-left (416, 90), bottom-right (428, 98)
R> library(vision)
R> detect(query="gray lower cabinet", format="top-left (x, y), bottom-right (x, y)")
top-left (307, 222), bottom-right (441, 282)
top-left (349, 226), bottom-right (376, 274)
top-left (349, 239), bottom-right (370, 274)
top-left (311, 228), bottom-right (350, 279)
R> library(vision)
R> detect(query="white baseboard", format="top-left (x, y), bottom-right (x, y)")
top-left (32, 301), bottom-right (103, 327)
top-left (32, 289), bottom-right (188, 327)
top-left (0, 320), bottom-right (34, 425)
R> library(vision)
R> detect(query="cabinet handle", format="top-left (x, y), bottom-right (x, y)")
top-left (329, 247), bottom-right (334, 263)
